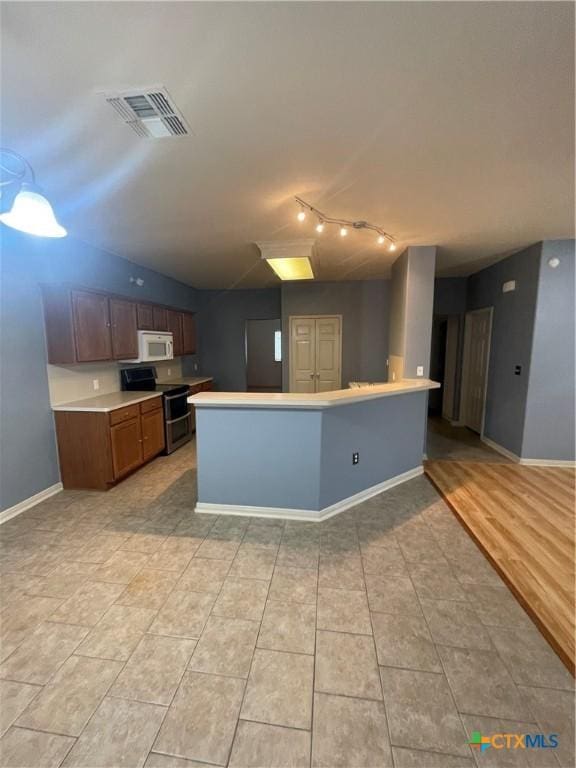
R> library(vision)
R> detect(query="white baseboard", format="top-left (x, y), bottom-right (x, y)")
top-left (481, 436), bottom-right (521, 462)
top-left (481, 436), bottom-right (575, 467)
top-left (0, 483), bottom-right (63, 525)
top-left (195, 466), bottom-right (424, 522)
top-left (519, 457), bottom-right (576, 468)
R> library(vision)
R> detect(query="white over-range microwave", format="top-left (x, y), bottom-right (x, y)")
top-left (121, 331), bottom-right (174, 363)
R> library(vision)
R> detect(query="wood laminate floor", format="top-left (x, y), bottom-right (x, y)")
top-left (425, 459), bottom-right (576, 673)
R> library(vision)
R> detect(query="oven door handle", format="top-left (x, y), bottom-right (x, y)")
top-left (166, 411), bottom-right (191, 425)
top-left (164, 392), bottom-right (188, 401)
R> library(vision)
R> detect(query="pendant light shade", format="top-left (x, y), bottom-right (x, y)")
top-left (0, 149), bottom-right (67, 238)
top-left (0, 184), bottom-right (67, 238)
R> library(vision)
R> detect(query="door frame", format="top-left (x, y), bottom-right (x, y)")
top-left (288, 314), bottom-right (343, 393)
top-left (460, 306), bottom-right (493, 436)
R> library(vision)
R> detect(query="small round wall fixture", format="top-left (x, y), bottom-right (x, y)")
top-left (294, 195), bottom-right (396, 251)
top-left (0, 148), bottom-right (67, 238)
top-left (547, 257), bottom-right (560, 269)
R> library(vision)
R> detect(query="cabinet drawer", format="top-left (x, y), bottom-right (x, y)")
top-left (109, 404), bottom-right (140, 426)
top-left (140, 396), bottom-right (163, 415)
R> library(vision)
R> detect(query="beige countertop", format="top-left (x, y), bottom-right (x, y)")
top-left (188, 378), bottom-right (440, 410)
top-left (52, 391), bottom-right (163, 413)
top-left (157, 376), bottom-right (213, 387)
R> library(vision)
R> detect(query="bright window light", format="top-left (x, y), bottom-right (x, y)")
top-left (274, 330), bottom-right (282, 362)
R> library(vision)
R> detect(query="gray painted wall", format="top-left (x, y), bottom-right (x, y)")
top-left (403, 247), bottom-right (436, 377)
top-left (466, 242), bottom-right (542, 456)
top-left (281, 280), bottom-right (390, 390)
top-left (522, 240), bottom-right (575, 460)
top-left (195, 392), bottom-right (427, 511)
top-left (388, 252), bottom-right (408, 362)
top-left (196, 289), bottom-right (281, 391)
top-left (387, 247), bottom-right (436, 380)
top-left (433, 278), bottom-right (467, 316)
top-left (0, 228), bottom-right (199, 512)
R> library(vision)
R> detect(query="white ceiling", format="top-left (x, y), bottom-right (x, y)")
top-left (2, 2), bottom-right (574, 288)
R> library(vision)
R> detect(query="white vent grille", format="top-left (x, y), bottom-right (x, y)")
top-left (103, 86), bottom-right (190, 139)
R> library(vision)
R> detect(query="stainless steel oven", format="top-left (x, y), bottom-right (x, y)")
top-left (164, 389), bottom-right (192, 453)
top-left (120, 367), bottom-right (192, 455)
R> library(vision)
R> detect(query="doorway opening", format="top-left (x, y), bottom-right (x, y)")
top-left (427, 307), bottom-right (502, 462)
top-left (245, 319), bottom-right (282, 392)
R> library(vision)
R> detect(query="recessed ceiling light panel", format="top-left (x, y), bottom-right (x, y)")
top-left (103, 86), bottom-right (191, 139)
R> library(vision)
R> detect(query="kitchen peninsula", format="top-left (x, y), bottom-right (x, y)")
top-left (190, 379), bottom-right (440, 521)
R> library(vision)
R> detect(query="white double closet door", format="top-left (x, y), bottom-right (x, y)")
top-left (289, 315), bottom-right (342, 393)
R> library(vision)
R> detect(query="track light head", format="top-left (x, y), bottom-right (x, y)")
top-left (339, 226), bottom-right (348, 237)
top-left (389, 242), bottom-right (397, 252)
top-left (297, 209), bottom-right (306, 222)
top-left (316, 220), bottom-right (324, 234)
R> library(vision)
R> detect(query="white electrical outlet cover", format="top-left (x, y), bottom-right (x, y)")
top-left (92, 379), bottom-right (100, 390)
top-left (502, 280), bottom-right (516, 293)
top-left (416, 366), bottom-right (424, 377)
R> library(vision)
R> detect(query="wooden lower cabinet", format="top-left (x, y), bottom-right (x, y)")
top-left (55, 397), bottom-right (165, 490)
top-left (110, 417), bottom-right (143, 479)
top-left (141, 408), bottom-right (165, 462)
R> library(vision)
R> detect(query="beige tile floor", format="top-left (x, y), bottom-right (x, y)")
top-left (0, 440), bottom-right (573, 768)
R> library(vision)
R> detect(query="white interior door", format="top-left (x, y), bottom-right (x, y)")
top-left (462, 308), bottom-right (492, 433)
top-left (289, 316), bottom-right (342, 393)
top-left (289, 317), bottom-right (316, 393)
top-left (315, 316), bottom-right (341, 392)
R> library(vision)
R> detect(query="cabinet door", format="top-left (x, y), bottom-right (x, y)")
top-left (110, 418), bottom-right (143, 479)
top-left (137, 304), bottom-right (154, 330)
top-left (110, 299), bottom-right (138, 359)
top-left (153, 306), bottom-right (168, 331)
top-left (181, 313), bottom-right (197, 355)
top-left (141, 408), bottom-right (165, 461)
top-left (166, 310), bottom-right (183, 356)
top-left (72, 290), bottom-right (112, 362)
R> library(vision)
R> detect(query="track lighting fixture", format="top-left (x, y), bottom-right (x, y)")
top-left (294, 196), bottom-right (396, 251)
top-left (0, 148), bottom-right (67, 238)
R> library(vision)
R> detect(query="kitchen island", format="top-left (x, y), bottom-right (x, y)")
top-left (189, 379), bottom-right (440, 521)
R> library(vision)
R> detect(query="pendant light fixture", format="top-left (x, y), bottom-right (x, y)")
top-left (294, 196), bottom-right (396, 251)
top-left (0, 149), bottom-right (67, 238)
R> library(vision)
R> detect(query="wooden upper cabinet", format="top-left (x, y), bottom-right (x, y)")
top-left (42, 287), bottom-right (193, 365)
top-left (137, 304), bottom-right (154, 330)
top-left (182, 313), bottom-right (197, 355)
top-left (110, 299), bottom-right (138, 359)
top-left (166, 310), bottom-right (183, 356)
top-left (153, 306), bottom-right (169, 331)
top-left (72, 290), bottom-right (112, 362)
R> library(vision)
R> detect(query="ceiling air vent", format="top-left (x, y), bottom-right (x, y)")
top-left (103, 86), bottom-right (191, 139)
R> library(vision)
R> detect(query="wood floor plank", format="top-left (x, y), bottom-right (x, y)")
top-left (425, 459), bottom-right (575, 673)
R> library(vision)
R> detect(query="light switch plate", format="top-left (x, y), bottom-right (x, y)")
top-left (502, 280), bottom-right (516, 293)
top-left (416, 366), bottom-right (424, 377)
top-left (92, 379), bottom-right (100, 391)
